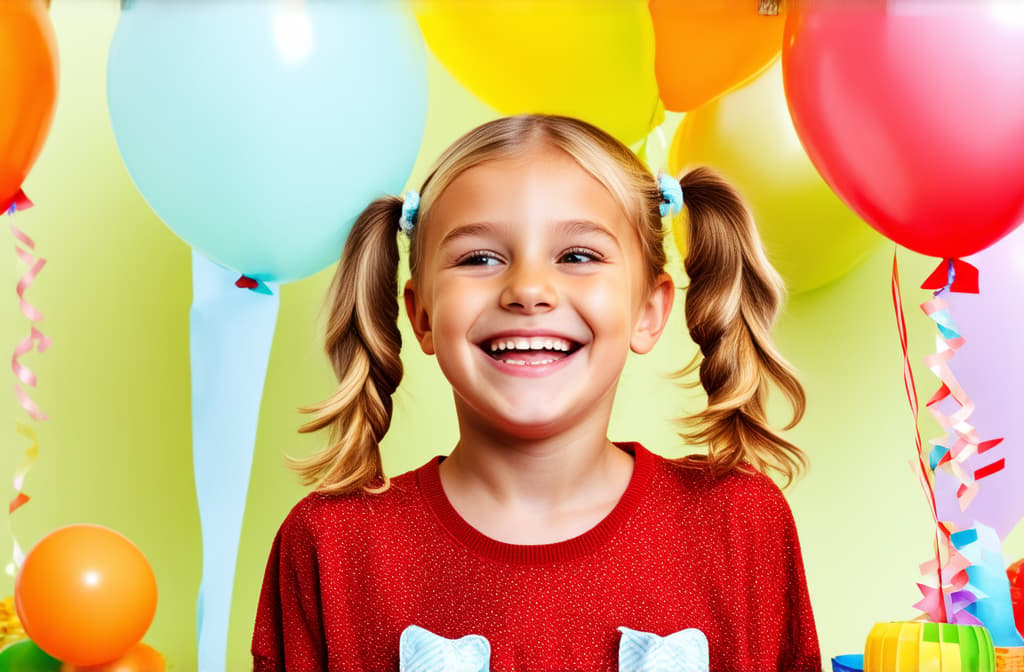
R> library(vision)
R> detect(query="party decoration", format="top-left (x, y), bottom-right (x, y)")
top-left (416, 0), bottom-right (661, 144)
top-left (0, 598), bottom-right (27, 650)
top-left (61, 642), bottom-right (165, 672)
top-left (952, 525), bottom-right (1023, 647)
top-left (864, 621), bottom-right (995, 672)
top-left (783, 0), bottom-right (1024, 262)
top-left (934, 225), bottom-right (1024, 539)
top-left (617, 627), bottom-right (708, 672)
top-left (650, 0), bottom-right (783, 112)
top-left (7, 192), bottom-right (47, 576)
top-left (669, 61), bottom-right (881, 293)
top-left (107, 1), bottom-right (427, 284)
top-left (189, 252), bottom-right (278, 671)
top-left (831, 655), bottom-right (863, 672)
top-left (1009, 558), bottom-right (1024, 639)
top-left (14, 525), bottom-right (157, 666)
top-left (399, 625), bottom-right (490, 672)
top-left (0, 0), bottom-right (58, 211)
top-left (0, 640), bottom-right (60, 672)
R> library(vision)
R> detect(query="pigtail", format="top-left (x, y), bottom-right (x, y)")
top-left (677, 167), bottom-right (807, 486)
top-left (289, 196), bottom-right (404, 495)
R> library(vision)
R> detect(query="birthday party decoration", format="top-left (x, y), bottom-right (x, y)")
top-left (399, 625), bottom-right (490, 672)
top-left (0, 640), bottom-right (60, 672)
top-left (416, 0), bottom-right (661, 144)
top-left (650, 0), bottom-right (783, 113)
top-left (864, 621), bottom-right (995, 672)
top-left (952, 525), bottom-right (1023, 647)
top-left (783, 0), bottom-right (1024, 266)
top-left (0, 0), bottom-right (58, 212)
top-left (14, 525), bottom-right (157, 667)
top-left (3, 0), bottom-right (58, 581)
top-left (61, 643), bottom-right (165, 672)
top-left (669, 60), bottom-right (881, 294)
top-left (107, 0), bottom-right (427, 284)
top-left (617, 627), bottom-right (709, 672)
top-left (936, 226), bottom-right (1024, 540)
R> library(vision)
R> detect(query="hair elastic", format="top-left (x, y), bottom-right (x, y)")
top-left (399, 191), bottom-right (419, 235)
top-left (657, 171), bottom-right (683, 218)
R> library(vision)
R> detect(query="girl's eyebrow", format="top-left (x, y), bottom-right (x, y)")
top-left (438, 219), bottom-right (618, 248)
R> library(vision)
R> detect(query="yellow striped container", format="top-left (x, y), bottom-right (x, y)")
top-left (865, 622), bottom-right (995, 672)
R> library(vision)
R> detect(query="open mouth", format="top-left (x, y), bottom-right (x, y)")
top-left (480, 336), bottom-right (583, 366)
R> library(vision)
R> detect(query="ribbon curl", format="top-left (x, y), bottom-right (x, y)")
top-left (6, 190), bottom-right (46, 575)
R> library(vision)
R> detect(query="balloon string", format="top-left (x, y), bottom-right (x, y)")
top-left (890, 250), bottom-right (949, 623)
top-left (7, 191), bottom-right (44, 576)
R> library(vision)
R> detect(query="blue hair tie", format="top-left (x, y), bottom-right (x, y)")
top-left (657, 171), bottom-right (683, 218)
top-left (399, 191), bottom-right (419, 235)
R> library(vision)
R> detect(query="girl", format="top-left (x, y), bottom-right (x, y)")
top-left (252, 115), bottom-right (820, 671)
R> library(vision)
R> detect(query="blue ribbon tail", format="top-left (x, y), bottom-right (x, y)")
top-left (190, 250), bottom-right (279, 669)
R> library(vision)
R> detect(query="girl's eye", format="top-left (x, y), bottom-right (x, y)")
top-left (559, 247), bottom-right (603, 264)
top-left (457, 251), bottom-right (503, 266)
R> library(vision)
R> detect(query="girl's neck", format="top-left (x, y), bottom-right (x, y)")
top-left (437, 414), bottom-right (635, 544)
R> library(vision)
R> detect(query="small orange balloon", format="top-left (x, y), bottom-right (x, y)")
top-left (650, 0), bottom-right (783, 112)
top-left (0, 0), bottom-right (59, 207)
top-left (15, 525), bottom-right (158, 667)
top-left (61, 642), bottom-right (165, 672)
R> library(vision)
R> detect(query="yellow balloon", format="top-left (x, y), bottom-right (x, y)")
top-left (415, 0), bottom-right (663, 145)
top-left (669, 60), bottom-right (883, 294)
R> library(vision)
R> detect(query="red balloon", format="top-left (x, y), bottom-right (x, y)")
top-left (782, 0), bottom-right (1024, 259)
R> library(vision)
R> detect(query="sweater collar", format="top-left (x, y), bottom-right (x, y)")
top-left (417, 442), bottom-right (656, 564)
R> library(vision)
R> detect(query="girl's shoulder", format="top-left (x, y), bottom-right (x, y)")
top-left (652, 451), bottom-right (793, 520)
top-left (275, 467), bottom-right (426, 547)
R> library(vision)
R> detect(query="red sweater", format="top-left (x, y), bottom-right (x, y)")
top-left (252, 443), bottom-right (820, 671)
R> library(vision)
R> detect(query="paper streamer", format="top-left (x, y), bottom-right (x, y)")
top-left (952, 524), bottom-right (1024, 646)
top-left (892, 253), bottom-right (1005, 624)
top-left (190, 250), bottom-right (278, 670)
top-left (7, 191), bottom-right (45, 576)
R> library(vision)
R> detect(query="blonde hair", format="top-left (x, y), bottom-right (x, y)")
top-left (293, 114), bottom-right (806, 494)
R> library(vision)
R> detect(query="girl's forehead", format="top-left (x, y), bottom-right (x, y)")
top-left (428, 147), bottom-right (620, 220)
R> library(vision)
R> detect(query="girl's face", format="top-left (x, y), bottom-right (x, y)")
top-left (404, 144), bottom-right (673, 440)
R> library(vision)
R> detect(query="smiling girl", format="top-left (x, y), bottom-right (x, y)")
top-left (252, 115), bottom-right (820, 671)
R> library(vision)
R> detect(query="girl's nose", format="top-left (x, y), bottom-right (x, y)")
top-left (500, 261), bottom-right (558, 313)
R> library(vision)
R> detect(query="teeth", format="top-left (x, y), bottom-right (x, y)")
top-left (487, 336), bottom-right (573, 352)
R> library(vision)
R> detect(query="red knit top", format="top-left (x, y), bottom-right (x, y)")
top-left (252, 443), bottom-right (820, 671)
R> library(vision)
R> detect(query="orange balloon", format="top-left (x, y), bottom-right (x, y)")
top-left (15, 525), bottom-right (158, 667)
top-left (61, 643), bottom-right (165, 672)
top-left (0, 0), bottom-right (58, 207)
top-left (650, 0), bottom-right (783, 112)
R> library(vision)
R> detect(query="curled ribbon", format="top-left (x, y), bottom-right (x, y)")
top-left (893, 252), bottom-right (1001, 624)
top-left (7, 190), bottom-right (46, 575)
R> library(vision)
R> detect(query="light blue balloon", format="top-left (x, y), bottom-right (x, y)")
top-left (108, 0), bottom-right (427, 283)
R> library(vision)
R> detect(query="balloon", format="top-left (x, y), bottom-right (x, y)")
top-left (783, 0), bottom-right (1024, 259)
top-left (107, 1), bottom-right (427, 284)
top-left (0, 0), bottom-right (58, 209)
top-left (61, 643), bottom-right (164, 672)
top-left (416, 0), bottom-right (661, 144)
top-left (1011, 558), bottom-right (1024, 642)
top-left (15, 525), bottom-right (157, 667)
top-left (0, 640), bottom-right (60, 672)
top-left (669, 61), bottom-right (882, 294)
top-left (934, 225), bottom-right (1024, 540)
top-left (650, 0), bottom-right (783, 112)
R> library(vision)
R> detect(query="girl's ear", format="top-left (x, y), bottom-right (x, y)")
top-left (403, 279), bottom-right (435, 355)
top-left (630, 272), bottom-right (675, 354)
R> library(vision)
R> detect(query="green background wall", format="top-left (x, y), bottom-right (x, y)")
top-left (2, 3), bottom-right (1022, 670)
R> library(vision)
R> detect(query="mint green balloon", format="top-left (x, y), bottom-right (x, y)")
top-left (0, 640), bottom-right (61, 672)
top-left (108, 1), bottom-right (427, 284)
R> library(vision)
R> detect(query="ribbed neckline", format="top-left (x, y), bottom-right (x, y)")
top-left (418, 442), bottom-right (655, 565)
